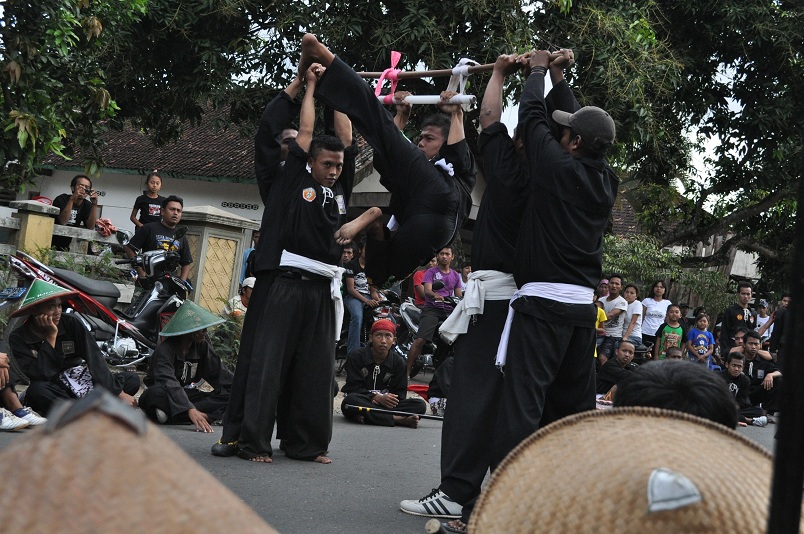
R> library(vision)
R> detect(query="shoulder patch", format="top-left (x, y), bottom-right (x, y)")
top-left (302, 187), bottom-right (316, 202)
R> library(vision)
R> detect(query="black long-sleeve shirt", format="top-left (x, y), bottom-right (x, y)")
top-left (341, 347), bottom-right (408, 399)
top-left (514, 72), bottom-right (619, 289)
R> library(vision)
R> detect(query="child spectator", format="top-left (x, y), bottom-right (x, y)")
top-left (686, 313), bottom-right (717, 369)
top-left (652, 304), bottom-right (686, 361)
top-left (341, 319), bottom-right (425, 427)
top-left (593, 297), bottom-right (607, 364)
top-left (621, 284), bottom-right (642, 346)
top-left (129, 171), bottom-right (165, 228)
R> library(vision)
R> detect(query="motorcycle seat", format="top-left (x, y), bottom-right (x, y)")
top-left (51, 267), bottom-right (121, 299)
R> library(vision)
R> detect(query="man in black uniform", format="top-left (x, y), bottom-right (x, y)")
top-left (596, 340), bottom-right (638, 395)
top-left (52, 174), bottom-right (99, 250)
top-left (400, 50), bottom-right (580, 532)
top-left (219, 63), bottom-right (355, 464)
top-left (491, 49), bottom-right (618, 469)
top-left (125, 195), bottom-right (193, 281)
top-left (719, 281), bottom-right (757, 353)
top-left (298, 33), bottom-right (476, 287)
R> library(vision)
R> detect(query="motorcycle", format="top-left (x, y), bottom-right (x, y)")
top-left (1, 229), bottom-right (192, 371)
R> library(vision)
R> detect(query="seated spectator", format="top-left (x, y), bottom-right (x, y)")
top-left (686, 313), bottom-right (717, 369)
top-left (739, 330), bottom-right (782, 415)
top-left (222, 277), bottom-right (255, 319)
top-left (728, 326), bottom-right (773, 361)
top-left (0, 352), bottom-right (47, 431)
top-left (665, 346), bottom-right (685, 360)
top-left (596, 340), bottom-right (637, 396)
top-left (341, 320), bottom-right (425, 428)
top-left (593, 297), bottom-right (607, 364)
top-left (613, 360), bottom-right (739, 429)
top-left (459, 262), bottom-right (472, 289)
top-left (8, 280), bottom-right (140, 415)
top-left (412, 257), bottom-right (437, 307)
top-left (720, 353), bottom-right (767, 427)
top-left (139, 300), bottom-right (233, 432)
top-left (52, 174), bottom-right (99, 250)
top-left (340, 242), bottom-right (357, 267)
top-left (652, 304), bottom-right (686, 360)
top-left (344, 243), bottom-right (381, 357)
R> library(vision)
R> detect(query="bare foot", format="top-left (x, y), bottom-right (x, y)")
top-left (445, 519), bottom-right (467, 532)
top-left (395, 415), bottom-right (420, 428)
top-left (249, 456), bottom-right (273, 463)
top-left (313, 455), bottom-right (332, 464)
top-left (299, 34), bottom-right (334, 77)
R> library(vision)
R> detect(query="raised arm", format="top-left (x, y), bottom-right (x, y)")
top-left (438, 91), bottom-right (465, 145)
top-left (296, 64), bottom-right (324, 153)
top-left (393, 91), bottom-right (412, 131)
top-left (333, 110), bottom-right (352, 147)
top-left (480, 54), bottom-right (520, 130)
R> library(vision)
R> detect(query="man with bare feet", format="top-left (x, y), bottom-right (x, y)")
top-left (299, 33), bottom-right (476, 288)
top-left (341, 319), bottom-right (426, 427)
top-left (217, 63), bottom-right (355, 465)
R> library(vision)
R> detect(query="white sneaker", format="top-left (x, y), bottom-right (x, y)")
top-left (0, 408), bottom-right (30, 431)
top-left (400, 488), bottom-right (462, 518)
top-left (752, 416), bottom-right (768, 427)
top-left (14, 408), bottom-right (47, 426)
top-left (155, 409), bottom-right (168, 424)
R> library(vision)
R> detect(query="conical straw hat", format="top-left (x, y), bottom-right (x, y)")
top-left (0, 390), bottom-right (278, 532)
top-left (10, 279), bottom-right (77, 317)
top-left (469, 407), bottom-right (796, 533)
top-left (160, 299), bottom-right (224, 337)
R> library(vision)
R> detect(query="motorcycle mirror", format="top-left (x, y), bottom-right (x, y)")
top-left (431, 280), bottom-right (445, 291)
top-left (174, 227), bottom-right (188, 239)
top-left (116, 230), bottom-right (132, 246)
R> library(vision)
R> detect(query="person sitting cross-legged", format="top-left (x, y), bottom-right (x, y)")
top-left (720, 352), bottom-right (768, 427)
top-left (341, 319), bottom-right (426, 428)
top-left (139, 300), bottom-right (234, 433)
top-left (596, 340), bottom-right (638, 396)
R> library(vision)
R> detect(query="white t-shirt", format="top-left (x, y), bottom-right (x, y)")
top-left (622, 299), bottom-right (643, 340)
top-left (756, 315), bottom-right (772, 337)
top-left (602, 295), bottom-right (628, 337)
top-left (642, 298), bottom-right (672, 336)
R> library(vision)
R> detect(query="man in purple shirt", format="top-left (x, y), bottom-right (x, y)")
top-left (406, 246), bottom-right (463, 377)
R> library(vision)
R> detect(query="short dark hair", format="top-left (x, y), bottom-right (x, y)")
top-left (617, 339), bottom-right (636, 351)
top-left (162, 195), bottom-right (183, 209)
top-left (309, 135), bottom-right (345, 159)
top-left (665, 346), bottom-right (683, 358)
top-left (608, 273), bottom-right (623, 284)
top-left (744, 330), bottom-right (762, 344)
top-left (737, 281), bottom-right (753, 292)
top-left (421, 113), bottom-right (451, 141)
top-left (70, 174), bottom-right (92, 189)
top-left (666, 303), bottom-right (681, 313)
top-left (462, 261), bottom-right (471, 269)
top-left (725, 352), bottom-right (745, 364)
top-left (614, 361), bottom-right (738, 429)
top-left (568, 127), bottom-right (608, 159)
top-left (623, 284), bottom-right (639, 297)
top-left (438, 245), bottom-right (454, 254)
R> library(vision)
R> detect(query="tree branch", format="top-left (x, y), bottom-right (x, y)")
top-left (679, 235), bottom-right (782, 268)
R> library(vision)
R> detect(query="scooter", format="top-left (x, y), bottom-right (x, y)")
top-left (1, 229), bottom-right (192, 370)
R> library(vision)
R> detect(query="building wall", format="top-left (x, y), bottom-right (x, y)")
top-left (1, 170), bottom-right (261, 234)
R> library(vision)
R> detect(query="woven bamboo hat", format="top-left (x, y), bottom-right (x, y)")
top-left (160, 299), bottom-right (224, 336)
top-left (0, 390), bottom-right (278, 532)
top-left (469, 407), bottom-right (791, 533)
top-left (11, 279), bottom-right (77, 317)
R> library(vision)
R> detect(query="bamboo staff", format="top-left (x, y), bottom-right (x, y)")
top-left (344, 404), bottom-right (444, 421)
top-left (358, 63), bottom-right (495, 79)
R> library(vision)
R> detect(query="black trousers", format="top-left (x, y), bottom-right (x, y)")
top-left (438, 300), bottom-right (507, 522)
top-left (315, 57), bottom-right (458, 283)
top-left (25, 371), bottom-right (140, 416)
top-left (341, 393), bottom-right (426, 426)
top-left (491, 306), bottom-right (596, 469)
top-left (235, 276), bottom-right (336, 460)
top-left (749, 376), bottom-right (783, 413)
top-left (138, 384), bottom-right (229, 424)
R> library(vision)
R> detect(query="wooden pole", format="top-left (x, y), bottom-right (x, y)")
top-left (767, 177), bottom-right (804, 532)
top-left (358, 63), bottom-right (495, 79)
top-left (343, 404), bottom-right (443, 421)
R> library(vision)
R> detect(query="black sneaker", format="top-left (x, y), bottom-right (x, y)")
top-left (211, 439), bottom-right (239, 457)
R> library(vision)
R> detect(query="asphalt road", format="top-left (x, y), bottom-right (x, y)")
top-left (0, 402), bottom-right (778, 534)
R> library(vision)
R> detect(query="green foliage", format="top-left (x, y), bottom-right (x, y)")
top-left (33, 246), bottom-right (130, 283)
top-left (208, 309), bottom-right (242, 372)
top-left (1, 0), bottom-right (147, 191)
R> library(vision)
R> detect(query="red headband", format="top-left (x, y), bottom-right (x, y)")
top-left (371, 319), bottom-right (396, 335)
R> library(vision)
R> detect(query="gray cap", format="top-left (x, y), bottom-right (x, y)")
top-left (552, 106), bottom-right (616, 152)
top-left (758, 299), bottom-right (768, 308)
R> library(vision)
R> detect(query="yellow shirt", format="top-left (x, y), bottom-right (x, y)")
top-left (595, 307), bottom-right (608, 358)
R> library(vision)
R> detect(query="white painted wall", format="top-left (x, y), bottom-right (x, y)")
top-left (1, 170), bottom-right (261, 233)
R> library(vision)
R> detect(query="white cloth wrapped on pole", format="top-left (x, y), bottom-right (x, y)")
top-left (376, 94), bottom-right (476, 105)
top-left (439, 270), bottom-right (517, 344)
top-left (494, 282), bottom-right (594, 370)
top-left (279, 250), bottom-right (346, 341)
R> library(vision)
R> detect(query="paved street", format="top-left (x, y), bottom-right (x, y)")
top-left (0, 397), bottom-right (777, 534)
